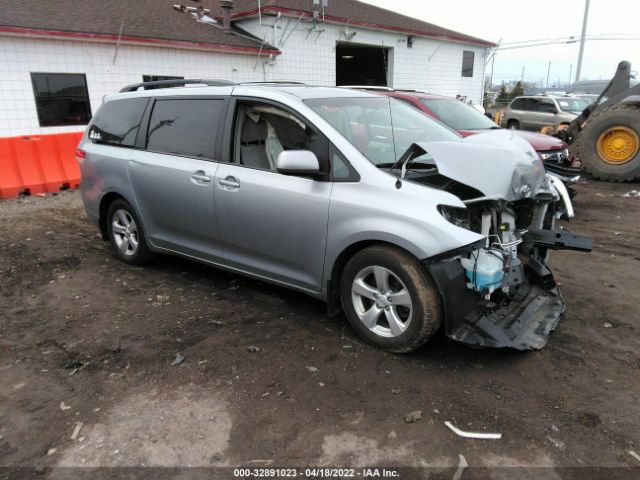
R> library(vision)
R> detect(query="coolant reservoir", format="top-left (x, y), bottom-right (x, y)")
top-left (460, 249), bottom-right (504, 293)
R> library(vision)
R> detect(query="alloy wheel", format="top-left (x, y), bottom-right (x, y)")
top-left (111, 209), bottom-right (139, 256)
top-left (351, 265), bottom-right (413, 338)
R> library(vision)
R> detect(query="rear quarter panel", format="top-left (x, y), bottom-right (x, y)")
top-left (79, 139), bottom-right (140, 229)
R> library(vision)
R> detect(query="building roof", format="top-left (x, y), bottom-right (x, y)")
top-left (225, 0), bottom-right (495, 47)
top-left (0, 0), bottom-right (494, 53)
top-left (0, 0), bottom-right (278, 54)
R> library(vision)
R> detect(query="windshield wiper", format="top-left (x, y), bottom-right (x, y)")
top-left (377, 161), bottom-right (434, 170)
top-left (379, 143), bottom-right (435, 188)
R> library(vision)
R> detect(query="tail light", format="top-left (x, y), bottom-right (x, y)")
top-left (75, 148), bottom-right (86, 164)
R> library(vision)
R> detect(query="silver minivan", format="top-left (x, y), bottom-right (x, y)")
top-left (77, 80), bottom-right (591, 352)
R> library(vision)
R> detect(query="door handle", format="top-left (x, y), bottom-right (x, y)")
top-left (191, 171), bottom-right (211, 183)
top-left (218, 177), bottom-right (240, 189)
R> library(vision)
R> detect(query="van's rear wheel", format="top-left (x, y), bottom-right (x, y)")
top-left (107, 199), bottom-right (153, 265)
top-left (340, 246), bottom-right (441, 353)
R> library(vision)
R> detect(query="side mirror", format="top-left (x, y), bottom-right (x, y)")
top-left (276, 150), bottom-right (320, 176)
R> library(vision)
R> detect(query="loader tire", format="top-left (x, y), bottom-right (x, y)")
top-left (576, 103), bottom-right (640, 182)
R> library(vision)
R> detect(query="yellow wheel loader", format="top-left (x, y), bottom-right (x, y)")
top-left (555, 61), bottom-right (640, 182)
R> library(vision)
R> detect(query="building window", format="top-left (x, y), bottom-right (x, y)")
top-left (461, 51), bottom-right (474, 77)
top-left (30, 73), bottom-right (91, 127)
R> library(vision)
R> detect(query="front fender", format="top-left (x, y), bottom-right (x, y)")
top-left (323, 182), bottom-right (483, 288)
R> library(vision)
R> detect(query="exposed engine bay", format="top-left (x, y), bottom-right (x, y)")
top-left (398, 134), bottom-right (592, 349)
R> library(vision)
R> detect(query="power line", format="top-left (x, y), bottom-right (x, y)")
top-left (497, 34), bottom-right (640, 51)
top-left (499, 33), bottom-right (640, 47)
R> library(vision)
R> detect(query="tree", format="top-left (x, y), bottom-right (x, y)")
top-left (483, 89), bottom-right (493, 108)
top-left (497, 82), bottom-right (509, 103)
top-left (510, 80), bottom-right (524, 98)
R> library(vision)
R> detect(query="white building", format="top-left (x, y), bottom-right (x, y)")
top-left (0, 0), bottom-right (494, 139)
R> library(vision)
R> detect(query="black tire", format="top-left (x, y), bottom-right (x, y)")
top-left (507, 119), bottom-right (520, 130)
top-left (106, 198), bottom-right (153, 265)
top-left (340, 245), bottom-right (441, 353)
top-left (576, 103), bottom-right (640, 182)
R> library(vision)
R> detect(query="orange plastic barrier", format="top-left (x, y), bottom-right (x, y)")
top-left (0, 132), bottom-right (83, 199)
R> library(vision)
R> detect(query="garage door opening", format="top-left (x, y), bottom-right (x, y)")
top-left (336, 43), bottom-right (391, 87)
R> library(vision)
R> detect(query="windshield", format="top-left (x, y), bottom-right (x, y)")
top-left (555, 98), bottom-right (588, 112)
top-left (305, 97), bottom-right (460, 166)
top-left (420, 98), bottom-right (497, 130)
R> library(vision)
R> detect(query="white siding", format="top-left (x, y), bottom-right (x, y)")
top-left (0, 36), bottom-right (261, 137)
top-left (0, 21), bottom-right (488, 138)
top-left (237, 17), bottom-right (487, 102)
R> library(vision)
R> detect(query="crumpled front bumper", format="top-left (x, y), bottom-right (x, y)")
top-left (424, 230), bottom-right (592, 350)
top-left (543, 159), bottom-right (582, 184)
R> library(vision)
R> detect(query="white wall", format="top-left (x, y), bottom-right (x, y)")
top-left (0, 36), bottom-right (262, 137)
top-left (238, 17), bottom-right (487, 102)
top-left (0, 23), bottom-right (487, 138)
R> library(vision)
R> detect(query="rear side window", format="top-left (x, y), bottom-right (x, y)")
top-left (539, 100), bottom-right (557, 113)
top-left (147, 99), bottom-right (224, 159)
top-left (89, 98), bottom-right (148, 146)
top-left (510, 98), bottom-right (526, 110)
top-left (527, 99), bottom-right (543, 112)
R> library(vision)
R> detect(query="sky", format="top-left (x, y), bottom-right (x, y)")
top-left (360, 0), bottom-right (640, 87)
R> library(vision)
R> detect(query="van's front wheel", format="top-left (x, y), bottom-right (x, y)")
top-left (340, 246), bottom-right (441, 353)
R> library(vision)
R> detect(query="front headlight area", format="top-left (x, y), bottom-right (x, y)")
top-left (437, 205), bottom-right (470, 230)
top-left (437, 201), bottom-right (528, 300)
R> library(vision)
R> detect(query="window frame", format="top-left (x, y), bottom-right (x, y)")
top-left (461, 51), bottom-right (475, 78)
top-left (521, 98), bottom-right (538, 111)
top-left (510, 98), bottom-right (526, 110)
top-left (222, 96), bottom-right (357, 182)
top-left (329, 143), bottom-right (360, 182)
top-left (527, 98), bottom-right (540, 112)
top-left (539, 99), bottom-right (559, 114)
top-left (142, 95), bottom-right (230, 162)
top-left (30, 72), bottom-right (92, 127)
top-left (88, 97), bottom-right (150, 149)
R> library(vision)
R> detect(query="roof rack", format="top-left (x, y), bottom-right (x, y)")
top-left (239, 81), bottom-right (307, 85)
top-left (339, 85), bottom-right (394, 91)
top-left (119, 79), bottom-right (236, 93)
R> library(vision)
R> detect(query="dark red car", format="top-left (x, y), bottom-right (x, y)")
top-left (351, 88), bottom-right (580, 181)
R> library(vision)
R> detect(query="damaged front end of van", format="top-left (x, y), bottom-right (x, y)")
top-left (403, 132), bottom-right (592, 350)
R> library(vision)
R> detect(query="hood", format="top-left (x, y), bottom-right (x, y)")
top-left (456, 129), bottom-right (567, 150)
top-left (456, 129), bottom-right (479, 137)
top-left (409, 130), bottom-right (547, 201)
top-left (511, 130), bottom-right (567, 150)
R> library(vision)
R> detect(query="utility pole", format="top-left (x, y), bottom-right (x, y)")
top-left (487, 39), bottom-right (502, 97)
top-left (568, 64), bottom-right (573, 85)
top-left (575, 0), bottom-right (591, 82)
top-left (521, 66), bottom-right (525, 82)
top-left (489, 50), bottom-right (496, 95)
top-left (546, 61), bottom-right (551, 88)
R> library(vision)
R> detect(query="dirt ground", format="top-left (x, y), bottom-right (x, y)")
top-left (1, 180), bottom-right (639, 479)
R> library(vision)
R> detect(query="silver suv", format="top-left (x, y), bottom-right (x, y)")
top-left (77, 79), bottom-right (591, 352)
top-left (501, 95), bottom-right (588, 131)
